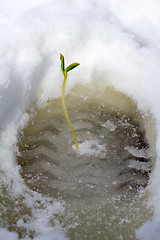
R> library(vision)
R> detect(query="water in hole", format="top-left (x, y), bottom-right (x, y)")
top-left (7, 86), bottom-right (155, 239)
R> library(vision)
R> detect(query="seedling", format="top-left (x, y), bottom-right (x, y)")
top-left (60, 54), bottom-right (80, 150)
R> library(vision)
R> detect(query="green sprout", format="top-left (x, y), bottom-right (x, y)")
top-left (60, 53), bottom-right (80, 150)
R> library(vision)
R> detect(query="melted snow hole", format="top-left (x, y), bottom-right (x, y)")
top-left (17, 86), bottom-right (156, 240)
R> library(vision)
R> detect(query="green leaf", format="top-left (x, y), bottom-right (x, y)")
top-left (65, 62), bottom-right (80, 72)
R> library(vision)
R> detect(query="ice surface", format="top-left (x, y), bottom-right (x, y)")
top-left (0, 0), bottom-right (160, 239)
top-left (73, 140), bottom-right (107, 158)
top-left (101, 120), bottom-right (117, 131)
top-left (124, 146), bottom-right (152, 159)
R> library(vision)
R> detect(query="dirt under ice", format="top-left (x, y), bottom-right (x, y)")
top-left (15, 86), bottom-right (156, 239)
